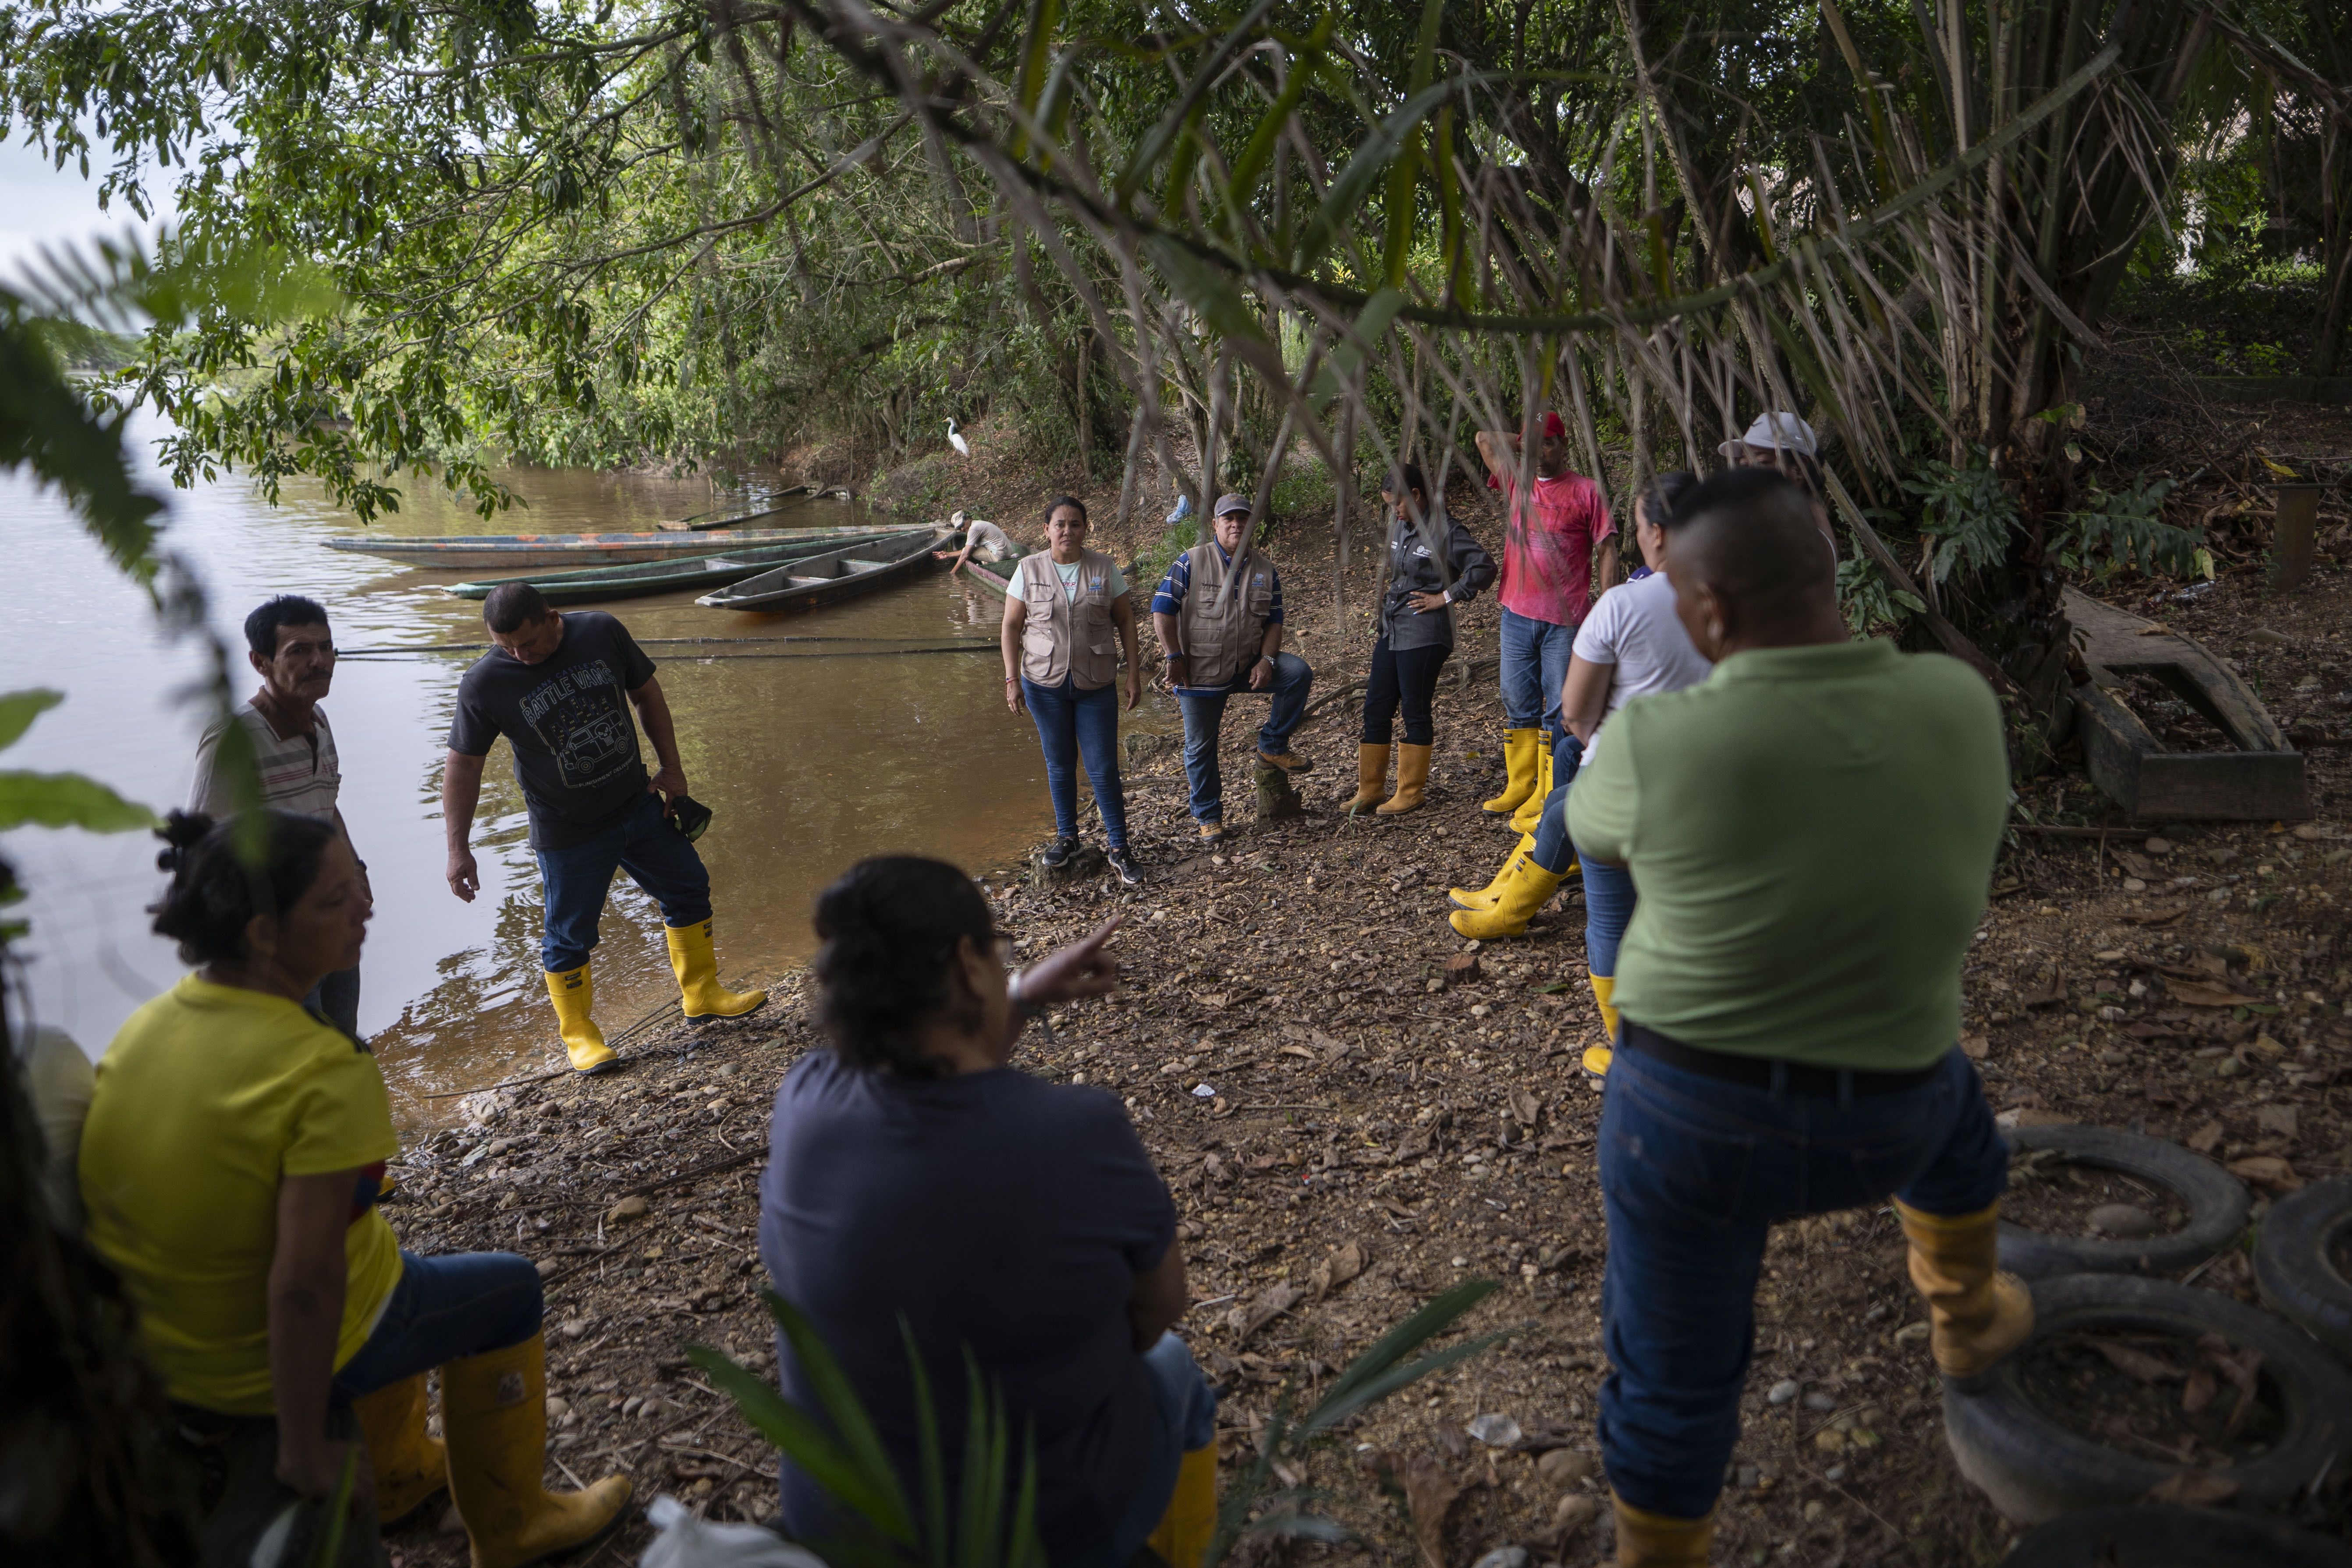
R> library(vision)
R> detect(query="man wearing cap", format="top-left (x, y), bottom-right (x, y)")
top-left (1473, 412), bottom-right (1619, 830)
top-left (1149, 494), bottom-right (1313, 844)
top-left (1722, 411), bottom-right (1824, 493)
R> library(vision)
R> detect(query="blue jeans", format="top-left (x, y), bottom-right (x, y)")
top-left (1529, 733), bottom-right (1585, 871)
top-left (1097, 1333), bottom-right (1220, 1568)
top-left (1579, 860), bottom-right (1636, 980)
top-left (331, 1250), bottom-right (544, 1400)
top-left (1499, 607), bottom-right (1575, 740)
top-left (1175, 652), bottom-right (1313, 823)
top-left (534, 789), bottom-right (713, 972)
top-left (1023, 677), bottom-right (1129, 851)
top-left (1597, 1043), bottom-right (2008, 1519)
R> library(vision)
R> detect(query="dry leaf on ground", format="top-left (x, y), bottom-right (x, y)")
top-left (2225, 1155), bottom-right (2302, 1191)
top-left (2168, 980), bottom-right (2249, 1008)
top-left (1227, 1283), bottom-right (1304, 1340)
top-left (1402, 1454), bottom-right (1466, 1568)
top-left (2082, 1338), bottom-right (2183, 1383)
top-left (2185, 1121), bottom-right (2224, 1154)
top-left (1310, 1241), bottom-right (1366, 1299)
top-left (2143, 1469), bottom-right (2240, 1506)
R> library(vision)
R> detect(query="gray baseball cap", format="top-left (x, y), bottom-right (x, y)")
top-left (1212, 492), bottom-right (1253, 518)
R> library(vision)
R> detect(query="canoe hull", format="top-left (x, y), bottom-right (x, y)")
top-left (326, 521), bottom-right (929, 569)
top-left (696, 531), bottom-right (947, 614)
top-left (443, 531), bottom-right (908, 603)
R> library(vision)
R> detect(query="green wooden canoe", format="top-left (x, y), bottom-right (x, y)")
top-left (442, 531), bottom-right (911, 603)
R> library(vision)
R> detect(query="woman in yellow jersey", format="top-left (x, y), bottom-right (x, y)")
top-left (78, 810), bottom-right (627, 1568)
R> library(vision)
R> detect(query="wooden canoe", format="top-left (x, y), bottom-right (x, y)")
top-left (324, 521), bottom-right (931, 570)
top-left (441, 531), bottom-right (911, 604)
top-left (696, 529), bottom-right (947, 613)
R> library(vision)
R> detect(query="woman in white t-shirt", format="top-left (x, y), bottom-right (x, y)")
top-left (1447, 475), bottom-right (1711, 1065)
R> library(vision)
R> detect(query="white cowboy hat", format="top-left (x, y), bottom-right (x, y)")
top-left (1717, 412), bottom-right (1819, 460)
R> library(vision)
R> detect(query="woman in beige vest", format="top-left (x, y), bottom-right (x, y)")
top-left (1001, 497), bottom-right (1144, 885)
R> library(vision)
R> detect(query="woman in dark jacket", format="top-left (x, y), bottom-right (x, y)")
top-left (1343, 463), bottom-right (1497, 816)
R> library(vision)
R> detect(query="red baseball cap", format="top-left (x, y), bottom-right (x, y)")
top-left (1541, 411), bottom-right (1566, 439)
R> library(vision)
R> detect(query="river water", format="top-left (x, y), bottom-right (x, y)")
top-left (1, 422), bottom-right (1152, 1118)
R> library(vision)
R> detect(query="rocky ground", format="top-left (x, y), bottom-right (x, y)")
top-left (381, 408), bottom-right (2352, 1568)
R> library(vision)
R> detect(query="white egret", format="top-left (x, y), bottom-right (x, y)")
top-left (945, 418), bottom-right (971, 458)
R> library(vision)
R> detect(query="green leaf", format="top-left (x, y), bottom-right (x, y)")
top-left (1113, 0), bottom-right (1278, 206)
top-left (1310, 286), bottom-right (1407, 405)
top-left (1224, 35), bottom-right (1329, 214)
top-left (1143, 235), bottom-right (1268, 345)
top-left (1292, 80), bottom-right (1455, 273)
top-left (686, 1345), bottom-right (900, 1536)
top-left (0, 770), bottom-right (157, 833)
top-left (0, 688), bottom-right (65, 752)
top-left (1010, 0), bottom-right (1065, 165)
top-left (1304, 1277), bottom-right (1497, 1424)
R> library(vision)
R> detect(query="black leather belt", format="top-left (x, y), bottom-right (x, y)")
top-left (1620, 1022), bottom-right (1943, 1097)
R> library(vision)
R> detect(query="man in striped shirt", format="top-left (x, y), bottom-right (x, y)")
top-left (188, 594), bottom-right (368, 1035)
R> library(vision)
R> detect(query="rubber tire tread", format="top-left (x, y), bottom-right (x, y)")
top-left (2254, 1174), bottom-right (2352, 1363)
top-left (2001, 1504), bottom-right (2352, 1567)
top-left (1943, 1273), bottom-right (2352, 1525)
top-left (1999, 1124), bottom-right (2252, 1280)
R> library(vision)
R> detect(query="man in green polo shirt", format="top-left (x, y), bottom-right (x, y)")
top-left (1565, 468), bottom-right (2026, 1566)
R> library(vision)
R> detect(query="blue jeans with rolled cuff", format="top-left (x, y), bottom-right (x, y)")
top-left (1596, 1039), bottom-right (2008, 1521)
top-left (331, 1249), bottom-right (545, 1400)
top-left (1498, 607), bottom-right (1575, 742)
top-left (1174, 652), bottom-right (1313, 823)
top-left (1023, 676), bottom-right (1129, 851)
top-left (534, 789), bottom-right (713, 973)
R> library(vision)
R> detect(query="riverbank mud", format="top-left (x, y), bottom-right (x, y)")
top-left (381, 432), bottom-right (2352, 1567)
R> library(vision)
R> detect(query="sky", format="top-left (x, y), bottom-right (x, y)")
top-left (0, 127), bottom-right (175, 280)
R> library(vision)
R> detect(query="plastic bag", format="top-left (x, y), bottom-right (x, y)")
top-left (636, 1495), bottom-right (828, 1568)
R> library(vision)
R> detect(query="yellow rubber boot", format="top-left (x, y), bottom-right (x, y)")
top-left (1448, 861), bottom-right (1565, 940)
top-left (1480, 727), bottom-right (1540, 815)
top-left (1510, 745), bottom-right (1554, 835)
top-left (1450, 836), bottom-right (1534, 910)
top-left (1145, 1443), bottom-right (1218, 1568)
top-left (352, 1372), bottom-right (447, 1525)
top-left (442, 1334), bottom-right (631, 1568)
top-left (543, 965), bottom-right (614, 1074)
top-left (1612, 1494), bottom-right (1715, 1566)
top-left (1894, 1199), bottom-right (2036, 1387)
top-left (1378, 743), bottom-right (1432, 815)
top-left (1582, 972), bottom-right (1618, 1078)
top-left (1342, 743), bottom-right (1391, 816)
top-left (666, 919), bottom-right (767, 1020)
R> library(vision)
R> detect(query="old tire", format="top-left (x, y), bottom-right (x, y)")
top-left (1943, 1273), bottom-right (2352, 1525)
top-left (2002, 1504), bottom-right (2352, 1567)
top-left (2254, 1175), bottom-right (2352, 1363)
top-left (2000, 1124), bottom-right (2252, 1280)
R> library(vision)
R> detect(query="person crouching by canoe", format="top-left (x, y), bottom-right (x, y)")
top-left (441, 583), bottom-right (765, 1073)
top-left (1341, 463), bottom-right (1495, 818)
top-left (760, 858), bottom-right (1217, 1568)
top-left (82, 809), bottom-right (629, 1559)
top-left (936, 510), bottom-right (1023, 578)
top-left (1149, 493), bottom-right (1313, 845)
top-left (1002, 496), bottom-right (1145, 887)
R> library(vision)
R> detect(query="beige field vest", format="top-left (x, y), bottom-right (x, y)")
top-left (1017, 548), bottom-right (1120, 690)
top-left (1175, 540), bottom-right (1276, 689)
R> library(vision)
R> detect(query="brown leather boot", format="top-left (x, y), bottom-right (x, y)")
top-left (1377, 743), bottom-right (1431, 815)
top-left (1342, 743), bottom-right (1390, 815)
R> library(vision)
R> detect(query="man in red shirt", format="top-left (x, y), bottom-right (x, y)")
top-left (1473, 412), bottom-right (1620, 829)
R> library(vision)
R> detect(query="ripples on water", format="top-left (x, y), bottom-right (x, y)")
top-left (0, 422), bottom-right (1162, 1122)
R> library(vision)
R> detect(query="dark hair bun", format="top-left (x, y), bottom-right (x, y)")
top-left (812, 857), bottom-right (997, 1075)
top-left (155, 809), bottom-right (216, 873)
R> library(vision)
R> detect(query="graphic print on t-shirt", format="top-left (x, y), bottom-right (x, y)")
top-left (517, 661), bottom-right (637, 790)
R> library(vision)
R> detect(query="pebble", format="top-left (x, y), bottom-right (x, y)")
top-left (1813, 1429), bottom-right (1846, 1452)
top-left (1537, 1448), bottom-right (1597, 1484)
top-left (1894, 1322), bottom-right (1930, 1346)
top-left (1470, 1549), bottom-right (1529, 1568)
top-left (1824, 1465), bottom-right (1847, 1483)
top-left (2089, 1202), bottom-right (2164, 1238)
top-left (545, 1395), bottom-right (570, 1418)
top-left (1803, 1391), bottom-right (1838, 1413)
top-left (1467, 1413), bottom-right (1523, 1447)
top-left (1766, 1379), bottom-right (1801, 1406)
top-left (1551, 1494), bottom-right (1598, 1538)
top-left (1735, 1464), bottom-right (1761, 1489)
top-left (605, 1195), bottom-right (649, 1224)
top-left (558, 1318), bottom-right (589, 1339)
top-left (2145, 837), bottom-right (2174, 854)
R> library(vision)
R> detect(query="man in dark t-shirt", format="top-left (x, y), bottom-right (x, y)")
top-left (442, 584), bottom-right (766, 1072)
